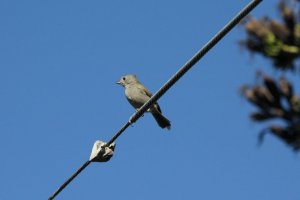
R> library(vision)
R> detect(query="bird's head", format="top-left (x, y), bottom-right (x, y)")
top-left (116, 74), bottom-right (138, 87)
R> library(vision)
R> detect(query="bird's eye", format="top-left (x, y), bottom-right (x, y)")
top-left (122, 77), bottom-right (126, 81)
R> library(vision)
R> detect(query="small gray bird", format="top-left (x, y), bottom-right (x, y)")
top-left (117, 74), bottom-right (171, 130)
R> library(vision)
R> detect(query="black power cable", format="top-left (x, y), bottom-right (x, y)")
top-left (48, 1), bottom-right (263, 199)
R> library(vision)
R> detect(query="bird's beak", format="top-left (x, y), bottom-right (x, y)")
top-left (116, 80), bottom-right (122, 85)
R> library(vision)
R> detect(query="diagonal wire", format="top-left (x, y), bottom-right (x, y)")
top-left (107, 0), bottom-right (262, 147)
top-left (48, 122), bottom-right (132, 200)
top-left (48, 1), bottom-right (263, 199)
top-left (48, 161), bottom-right (91, 200)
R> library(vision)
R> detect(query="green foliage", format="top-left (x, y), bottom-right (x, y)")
top-left (240, 0), bottom-right (300, 151)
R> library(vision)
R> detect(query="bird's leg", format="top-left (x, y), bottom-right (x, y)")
top-left (128, 113), bottom-right (135, 126)
top-left (128, 108), bottom-right (145, 125)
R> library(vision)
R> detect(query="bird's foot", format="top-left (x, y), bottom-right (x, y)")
top-left (129, 114), bottom-right (136, 125)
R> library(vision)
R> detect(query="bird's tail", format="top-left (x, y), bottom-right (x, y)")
top-left (150, 107), bottom-right (171, 130)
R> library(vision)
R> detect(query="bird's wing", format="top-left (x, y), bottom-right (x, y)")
top-left (137, 84), bottom-right (163, 113)
top-left (137, 84), bottom-right (153, 98)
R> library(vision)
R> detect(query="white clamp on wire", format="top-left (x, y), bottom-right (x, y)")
top-left (89, 140), bottom-right (116, 162)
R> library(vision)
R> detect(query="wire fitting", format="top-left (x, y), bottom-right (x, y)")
top-left (89, 140), bottom-right (116, 162)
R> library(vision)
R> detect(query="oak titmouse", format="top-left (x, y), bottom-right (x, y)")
top-left (117, 74), bottom-right (171, 130)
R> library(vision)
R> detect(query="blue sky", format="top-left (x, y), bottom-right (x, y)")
top-left (1, 0), bottom-right (300, 199)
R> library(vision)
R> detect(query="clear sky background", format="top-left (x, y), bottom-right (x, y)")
top-left (1, 0), bottom-right (300, 200)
